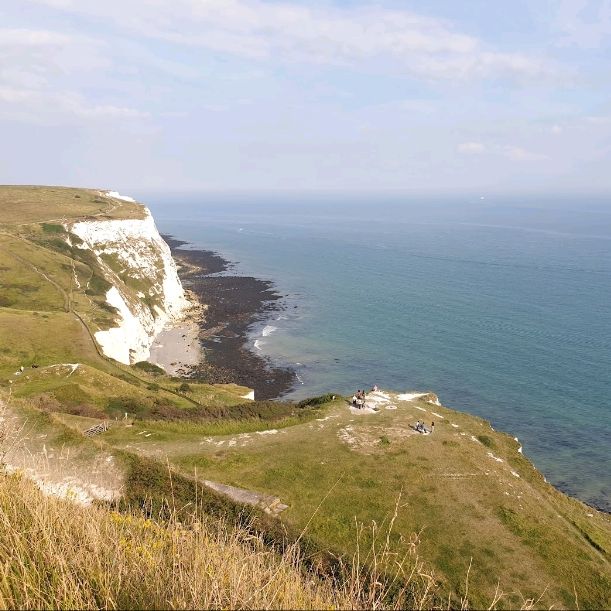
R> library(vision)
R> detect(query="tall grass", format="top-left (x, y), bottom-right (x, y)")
top-left (140, 414), bottom-right (317, 437)
top-left (0, 398), bottom-right (543, 610)
top-left (0, 473), bottom-right (440, 610)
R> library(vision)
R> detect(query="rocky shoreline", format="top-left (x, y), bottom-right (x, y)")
top-left (163, 235), bottom-right (296, 400)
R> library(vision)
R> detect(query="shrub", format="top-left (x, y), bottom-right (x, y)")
top-left (134, 361), bottom-right (165, 376)
top-left (297, 393), bottom-right (337, 408)
top-left (106, 396), bottom-right (148, 417)
top-left (85, 274), bottom-right (112, 297)
top-left (476, 435), bottom-right (495, 448)
top-left (178, 382), bottom-right (191, 393)
top-left (41, 223), bottom-right (65, 234)
top-left (45, 238), bottom-right (72, 255)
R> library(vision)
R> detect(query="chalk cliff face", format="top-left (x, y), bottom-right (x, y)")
top-left (68, 203), bottom-right (189, 364)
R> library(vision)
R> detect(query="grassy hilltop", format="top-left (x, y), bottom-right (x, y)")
top-left (0, 186), bottom-right (610, 609)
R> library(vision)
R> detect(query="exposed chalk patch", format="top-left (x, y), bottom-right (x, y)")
top-left (397, 392), bottom-right (427, 401)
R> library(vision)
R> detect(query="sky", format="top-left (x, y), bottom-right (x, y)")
top-left (1, 0), bottom-right (610, 194)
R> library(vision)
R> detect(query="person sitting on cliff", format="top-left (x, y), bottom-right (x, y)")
top-left (415, 420), bottom-right (429, 433)
top-left (351, 394), bottom-right (358, 406)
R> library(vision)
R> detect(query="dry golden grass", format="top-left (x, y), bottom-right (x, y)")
top-left (0, 473), bottom-right (441, 610)
top-left (0, 398), bottom-right (548, 611)
top-left (0, 185), bottom-right (145, 224)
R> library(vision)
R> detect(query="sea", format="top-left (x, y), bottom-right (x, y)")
top-left (143, 192), bottom-right (611, 512)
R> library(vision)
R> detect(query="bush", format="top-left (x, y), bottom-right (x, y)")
top-left (85, 274), bottom-right (112, 297)
top-left (41, 223), bottom-right (65, 234)
top-left (297, 393), bottom-right (337, 408)
top-left (134, 361), bottom-right (165, 376)
top-left (476, 435), bottom-right (495, 448)
top-left (179, 382), bottom-right (191, 393)
top-left (106, 396), bottom-right (149, 417)
top-left (45, 238), bottom-right (72, 255)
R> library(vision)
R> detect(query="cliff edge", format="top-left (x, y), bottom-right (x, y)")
top-left (67, 198), bottom-right (189, 364)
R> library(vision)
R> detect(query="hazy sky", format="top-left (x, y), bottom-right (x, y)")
top-left (1, 0), bottom-right (610, 194)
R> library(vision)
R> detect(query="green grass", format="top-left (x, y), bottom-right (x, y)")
top-left (0, 310), bottom-right (98, 370)
top-left (104, 410), bottom-right (325, 442)
top-left (0, 186), bottom-right (254, 421)
top-left (5, 362), bottom-right (254, 420)
top-left (98, 394), bottom-right (611, 609)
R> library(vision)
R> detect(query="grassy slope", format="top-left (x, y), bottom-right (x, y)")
top-left (99, 394), bottom-right (611, 609)
top-left (0, 186), bottom-right (249, 414)
top-left (1, 186), bottom-right (610, 608)
top-left (0, 474), bottom-right (377, 610)
top-left (0, 185), bottom-right (145, 224)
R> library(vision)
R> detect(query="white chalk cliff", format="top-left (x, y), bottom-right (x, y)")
top-left (68, 200), bottom-right (189, 364)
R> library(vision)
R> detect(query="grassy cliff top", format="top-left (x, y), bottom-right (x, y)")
top-left (0, 185), bottom-right (146, 225)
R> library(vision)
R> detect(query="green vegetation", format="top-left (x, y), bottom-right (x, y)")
top-left (98, 394), bottom-right (611, 609)
top-left (134, 361), bottom-right (165, 375)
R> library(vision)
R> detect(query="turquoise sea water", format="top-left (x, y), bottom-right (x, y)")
top-left (144, 193), bottom-right (611, 511)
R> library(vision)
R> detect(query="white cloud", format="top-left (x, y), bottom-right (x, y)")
top-left (0, 87), bottom-right (35, 103)
top-left (585, 115), bottom-right (611, 124)
top-left (0, 86), bottom-right (149, 122)
top-left (458, 141), bottom-right (486, 154)
top-left (0, 28), bottom-right (72, 46)
top-left (553, 0), bottom-right (611, 48)
top-left (0, 26), bottom-right (149, 123)
top-left (550, 124), bottom-right (563, 134)
top-left (457, 141), bottom-right (551, 161)
top-left (504, 146), bottom-right (549, 161)
top-left (24, 0), bottom-right (560, 82)
top-left (65, 98), bottom-right (150, 120)
top-left (0, 26), bottom-right (110, 94)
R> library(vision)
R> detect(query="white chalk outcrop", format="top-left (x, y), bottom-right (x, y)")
top-left (68, 202), bottom-right (189, 364)
top-left (104, 190), bottom-right (136, 202)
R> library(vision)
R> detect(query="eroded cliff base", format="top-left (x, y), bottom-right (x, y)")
top-left (164, 236), bottom-right (296, 399)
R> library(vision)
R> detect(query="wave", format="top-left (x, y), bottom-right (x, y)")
top-left (254, 339), bottom-right (264, 351)
top-left (262, 325), bottom-right (278, 337)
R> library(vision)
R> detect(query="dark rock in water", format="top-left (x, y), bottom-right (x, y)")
top-left (164, 235), bottom-right (297, 400)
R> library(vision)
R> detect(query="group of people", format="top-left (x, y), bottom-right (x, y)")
top-left (351, 385), bottom-right (380, 409)
top-left (349, 388), bottom-right (435, 435)
top-left (415, 420), bottom-right (435, 434)
top-left (351, 389), bottom-right (367, 408)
